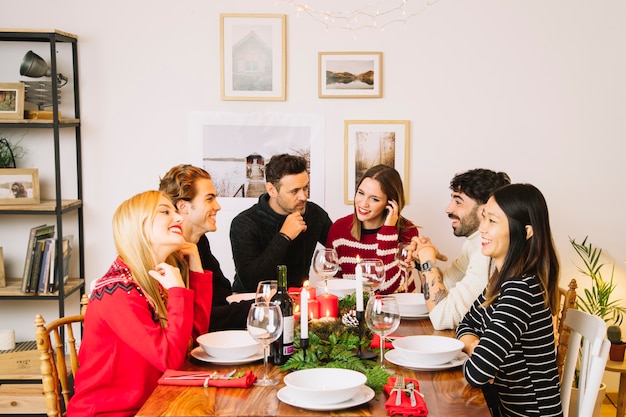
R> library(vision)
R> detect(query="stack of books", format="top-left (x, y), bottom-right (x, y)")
top-left (20, 224), bottom-right (72, 294)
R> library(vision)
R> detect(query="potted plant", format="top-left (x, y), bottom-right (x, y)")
top-left (607, 325), bottom-right (626, 362)
top-left (0, 135), bottom-right (26, 168)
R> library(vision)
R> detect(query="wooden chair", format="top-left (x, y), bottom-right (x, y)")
top-left (34, 294), bottom-right (88, 417)
top-left (556, 278), bottom-right (578, 379)
top-left (560, 309), bottom-right (610, 417)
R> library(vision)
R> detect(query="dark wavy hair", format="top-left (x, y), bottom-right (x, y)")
top-left (450, 168), bottom-right (511, 204)
top-left (483, 183), bottom-right (560, 315)
top-left (265, 154), bottom-right (308, 189)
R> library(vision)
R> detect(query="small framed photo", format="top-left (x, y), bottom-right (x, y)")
top-left (220, 14), bottom-right (286, 101)
top-left (0, 83), bottom-right (25, 120)
top-left (319, 52), bottom-right (382, 98)
top-left (0, 168), bottom-right (40, 205)
top-left (344, 120), bottom-right (410, 204)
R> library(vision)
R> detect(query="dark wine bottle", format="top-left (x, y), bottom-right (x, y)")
top-left (270, 265), bottom-right (294, 365)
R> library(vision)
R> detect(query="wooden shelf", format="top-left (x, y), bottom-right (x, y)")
top-left (0, 199), bottom-right (81, 213)
top-left (0, 278), bottom-right (84, 298)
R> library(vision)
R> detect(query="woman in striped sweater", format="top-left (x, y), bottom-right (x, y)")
top-left (457, 183), bottom-right (563, 417)
top-left (326, 164), bottom-right (418, 294)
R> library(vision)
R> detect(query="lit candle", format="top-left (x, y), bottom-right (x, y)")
top-left (308, 299), bottom-right (319, 319)
top-left (300, 286), bottom-right (308, 339)
top-left (318, 292), bottom-right (339, 317)
top-left (289, 289), bottom-right (301, 320)
top-left (355, 256), bottom-right (364, 312)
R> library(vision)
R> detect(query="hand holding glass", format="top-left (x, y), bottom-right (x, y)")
top-left (247, 303), bottom-right (283, 386)
top-left (365, 295), bottom-right (400, 371)
top-left (255, 280), bottom-right (277, 304)
top-left (313, 248), bottom-right (339, 293)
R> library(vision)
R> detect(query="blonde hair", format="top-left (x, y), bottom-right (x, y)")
top-left (112, 190), bottom-right (189, 328)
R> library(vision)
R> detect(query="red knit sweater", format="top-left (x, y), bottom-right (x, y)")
top-left (326, 214), bottom-right (419, 294)
top-left (67, 258), bottom-right (212, 417)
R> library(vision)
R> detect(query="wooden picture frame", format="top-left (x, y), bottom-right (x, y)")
top-left (220, 14), bottom-right (286, 101)
top-left (344, 120), bottom-right (410, 204)
top-left (0, 168), bottom-right (40, 205)
top-left (319, 52), bottom-right (382, 98)
top-left (0, 83), bottom-right (25, 120)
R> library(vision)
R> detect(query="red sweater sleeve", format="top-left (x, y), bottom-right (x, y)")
top-left (189, 270), bottom-right (213, 343)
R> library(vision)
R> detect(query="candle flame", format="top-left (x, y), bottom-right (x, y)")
top-left (303, 280), bottom-right (309, 287)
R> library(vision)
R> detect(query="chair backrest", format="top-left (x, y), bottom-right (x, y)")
top-left (560, 309), bottom-right (610, 417)
top-left (34, 294), bottom-right (88, 417)
top-left (556, 278), bottom-right (578, 379)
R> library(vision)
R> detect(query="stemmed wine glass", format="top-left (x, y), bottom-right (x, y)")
top-left (395, 242), bottom-right (412, 293)
top-left (255, 280), bottom-right (277, 304)
top-left (361, 258), bottom-right (385, 295)
top-left (312, 248), bottom-right (339, 293)
top-left (365, 295), bottom-right (400, 372)
top-left (246, 302), bottom-right (283, 386)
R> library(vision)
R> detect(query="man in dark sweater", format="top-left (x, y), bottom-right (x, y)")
top-left (160, 164), bottom-right (252, 332)
top-left (231, 154), bottom-right (333, 292)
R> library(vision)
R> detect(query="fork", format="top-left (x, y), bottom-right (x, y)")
top-left (163, 369), bottom-right (238, 380)
top-left (394, 375), bottom-right (405, 406)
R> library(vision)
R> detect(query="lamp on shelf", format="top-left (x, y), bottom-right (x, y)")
top-left (19, 50), bottom-right (68, 118)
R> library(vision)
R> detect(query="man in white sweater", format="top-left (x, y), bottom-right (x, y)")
top-left (411, 169), bottom-right (510, 330)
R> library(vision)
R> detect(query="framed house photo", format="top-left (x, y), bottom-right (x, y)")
top-left (319, 52), bottom-right (382, 98)
top-left (0, 82), bottom-right (25, 120)
top-left (0, 168), bottom-right (40, 205)
top-left (220, 14), bottom-right (286, 101)
top-left (344, 120), bottom-right (410, 204)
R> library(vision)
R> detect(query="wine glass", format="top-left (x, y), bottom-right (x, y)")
top-left (365, 295), bottom-right (400, 372)
top-left (312, 248), bottom-right (339, 293)
top-left (360, 258), bottom-right (385, 295)
top-left (395, 242), bottom-right (412, 293)
top-left (255, 280), bottom-right (277, 304)
top-left (247, 302), bottom-right (283, 386)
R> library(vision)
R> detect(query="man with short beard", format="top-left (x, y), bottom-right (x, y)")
top-left (411, 169), bottom-right (510, 330)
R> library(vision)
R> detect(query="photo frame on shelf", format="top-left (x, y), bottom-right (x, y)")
top-left (0, 168), bottom-right (40, 205)
top-left (319, 52), bottom-right (382, 98)
top-left (220, 14), bottom-right (286, 101)
top-left (344, 120), bottom-right (410, 204)
top-left (0, 83), bottom-right (25, 120)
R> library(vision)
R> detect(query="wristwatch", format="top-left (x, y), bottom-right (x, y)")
top-left (420, 261), bottom-right (435, 272)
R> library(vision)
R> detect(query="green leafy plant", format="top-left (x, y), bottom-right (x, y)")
top-left (570, 236), bottom-right (626, 325)
top-left (0, 136), bottom-right (26, 168)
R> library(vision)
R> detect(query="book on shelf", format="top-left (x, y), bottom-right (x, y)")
top-left (20, 224), bottom-right (55, 293)
top-left (28, 238), bottom-right (47, 293)
top-left (37, 238), bottom-right (56, 294)
top-left (48, 235), bottom-right (72, 293)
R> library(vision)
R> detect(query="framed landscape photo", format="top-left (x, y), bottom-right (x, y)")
top-left (344, 120), bottom-right (410, 204)
top-left (0, 168), bottom-right (40, 205)
top-left (0, 83), bottom-right (25, 120)
top-left (319, 52), bottom-right (382, 98)
top-left (221, 14), bottom-right (286, 101)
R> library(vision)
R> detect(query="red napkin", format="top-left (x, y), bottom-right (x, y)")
top-left (383, 376), bottom-right (428, 417)
top-left (370, 334), bottom-right (402, 349)
top-left (158, 369), bottom-right (257, 388)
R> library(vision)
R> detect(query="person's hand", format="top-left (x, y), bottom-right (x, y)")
top-left (459, 334), bottom-right (480, 355)
top-left (178, 241), bottom-right (203, 273)
top-left (383, 200), bottom-right (399, 226)
top-left (280, 212), bottom-right (307, 240)
top-left (410, 236), bottom-right (448, 262)
top-left (149, 262), bottom-right (185, 289)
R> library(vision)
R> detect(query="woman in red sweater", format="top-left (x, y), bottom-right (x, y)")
top-left (326, 165), bottom-right (419, 294)
top-left (68, 190), bottom-right (213, 417)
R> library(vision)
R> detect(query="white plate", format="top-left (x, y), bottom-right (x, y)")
top-left (401, 312), bottom-right (430, 320)
top-left (190, 346), bottom-right (263, 365)
top-left (386, 349), bottom-right (468, 371)
top-left (277, 385), bottom-right (375, 411)
top-left (226, 293), bottom-right (256, 303)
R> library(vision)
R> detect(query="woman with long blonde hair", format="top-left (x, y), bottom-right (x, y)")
top-left (68, 190), bottom-right (213, 417)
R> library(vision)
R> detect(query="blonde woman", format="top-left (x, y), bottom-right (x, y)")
top-left (68, 191), bottom-right (213, 417)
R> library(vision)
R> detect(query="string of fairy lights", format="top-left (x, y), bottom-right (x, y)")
top-left (274, 0), bottom-right (440, 35)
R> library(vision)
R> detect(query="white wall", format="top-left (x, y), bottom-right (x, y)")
top-left (2, 0), bottom-right (626, 388)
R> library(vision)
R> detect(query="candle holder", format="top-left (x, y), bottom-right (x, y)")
top-left (301, 337), bottom-right (309, 359)
top-left (355, 310), bottom-right (377, 359)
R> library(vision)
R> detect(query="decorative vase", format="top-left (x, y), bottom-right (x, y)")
top-left (610, 343), bottom-right (626, 362)
top-left (568, 382), bottom-right (606, 417)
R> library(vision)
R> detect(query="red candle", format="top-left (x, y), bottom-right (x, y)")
top-left (317, 292), bottom-right (339, 318)
top-left (308, 299), bottom-right (319, 319)
top-left (289, 289), bottom-right (301, 320)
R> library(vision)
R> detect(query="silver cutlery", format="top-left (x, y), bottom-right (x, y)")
top-left (164, 369), bottom-right (238, 380)
top-left (393, 375), bottom-right (405, 406)
top-left (406, 381), bottom-right (417, 407)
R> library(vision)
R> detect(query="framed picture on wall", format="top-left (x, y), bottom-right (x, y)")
top-left (319, 52), bottom-right (382, 98)
top-left (220, 14), bottom-right (286, 101)
top-left (0, 168), bottom-right (40, 205)
top-left (0, 83), bottom-right (25, 120)
top-left (344, 120), bottom-right (409, 204)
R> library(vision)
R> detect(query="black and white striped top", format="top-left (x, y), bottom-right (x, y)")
top-left (457, 275), bottom-right (563, 417)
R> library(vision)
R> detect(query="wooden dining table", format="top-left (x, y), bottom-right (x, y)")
top-left (136, 316), bottom-right (489, 417)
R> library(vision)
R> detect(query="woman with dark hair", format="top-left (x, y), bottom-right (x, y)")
top-left (456, 183), bottom-right (562, 417)
top-left (326, 164), bottom-right (418, 294)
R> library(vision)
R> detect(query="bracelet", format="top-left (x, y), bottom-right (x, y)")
top-left (279, 232), bottom-right (292, 241)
